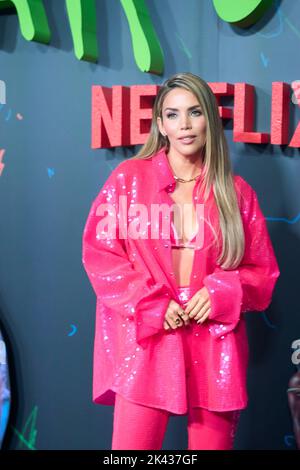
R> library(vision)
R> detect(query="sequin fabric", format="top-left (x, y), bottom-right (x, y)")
top-left (82, 147), bottom-right (280, 414)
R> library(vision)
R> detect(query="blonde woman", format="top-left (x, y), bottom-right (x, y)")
top-left (82, 72), bottom-right (280, 450)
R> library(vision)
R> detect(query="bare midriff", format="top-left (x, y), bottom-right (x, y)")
top-left (169, 180), bottom-right (198, 288)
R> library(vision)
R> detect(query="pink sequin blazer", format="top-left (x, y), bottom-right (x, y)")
top-left (82, 147), bottom-right (280, 413)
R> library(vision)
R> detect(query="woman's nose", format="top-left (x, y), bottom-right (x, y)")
top-left (180, 114), bottom-right (191, 129)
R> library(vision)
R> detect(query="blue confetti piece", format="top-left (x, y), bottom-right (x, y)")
top-left (260, 52), bottom-right (269, 68)
top-left (261, 311), bottom-right (277, 329)
top-left (266, 213), bottom-right (300, 224)
top-left (5, 108), bottom-right (11, 121)
top-left (68, 324), bottom-right (77, 337)
top-left (175, 33), bottom-right (192, 60)
top-left (47, 168), bottom-right (55, 178)
top-left (284, 434), bottom-right (296, 447)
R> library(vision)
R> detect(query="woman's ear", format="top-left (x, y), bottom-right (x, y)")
top-left (156, 116), bottom-right (165, 136)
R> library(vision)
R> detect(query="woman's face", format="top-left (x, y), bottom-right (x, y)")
top-left (157, 87), bottom-right (206, 159)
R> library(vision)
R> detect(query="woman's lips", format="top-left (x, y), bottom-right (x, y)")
top-left (179, 136), bottom-right (196, 144)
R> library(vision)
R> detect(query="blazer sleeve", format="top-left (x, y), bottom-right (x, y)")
top-left (202, 177), bottom-right (280, 339)
top-left (82, 166), bottom-right (172, 347)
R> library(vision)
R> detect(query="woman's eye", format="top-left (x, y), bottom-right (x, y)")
top-left (166, 110), bottom-right (202, 118)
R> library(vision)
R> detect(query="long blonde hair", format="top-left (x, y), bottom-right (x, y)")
top-left (130, 72), bottom-right (245, 269)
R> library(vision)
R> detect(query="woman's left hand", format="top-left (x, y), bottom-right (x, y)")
top-left (183, 286), bottom-right (211, 324)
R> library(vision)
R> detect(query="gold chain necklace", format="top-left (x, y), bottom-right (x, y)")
top-left (173, 173), bottom-right (201, 183)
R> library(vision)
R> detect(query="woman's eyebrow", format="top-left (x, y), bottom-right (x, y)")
top-left (164, 105), bottom-right (201, 111)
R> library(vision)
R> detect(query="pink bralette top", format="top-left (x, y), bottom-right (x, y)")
top-left (170, 219), bottom-right (200, 249)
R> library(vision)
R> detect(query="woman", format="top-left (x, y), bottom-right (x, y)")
top-left (82, 72), bottom-right (280, 450)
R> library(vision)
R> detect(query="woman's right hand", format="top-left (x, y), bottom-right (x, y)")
top-left (163, 299), bottom-right (190, 330)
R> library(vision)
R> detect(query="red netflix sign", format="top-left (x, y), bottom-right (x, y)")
top-left (91, 82), bottom-right (298, 149)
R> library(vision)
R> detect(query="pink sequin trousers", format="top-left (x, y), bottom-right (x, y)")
top-left (112, 284), bottom-right (241, 451)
